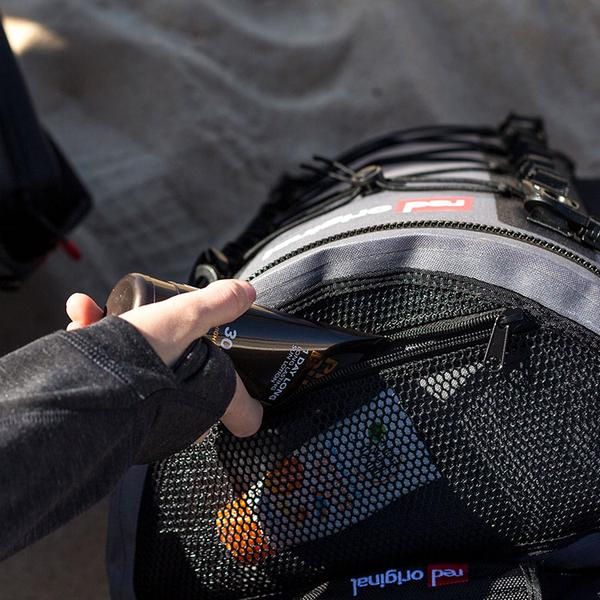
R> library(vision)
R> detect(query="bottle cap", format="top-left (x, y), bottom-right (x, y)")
top-left (106, 273), bottom-right (196, 315)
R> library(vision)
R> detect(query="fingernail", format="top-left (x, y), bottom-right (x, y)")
top-left (243, 281), bottom-right (256, 303)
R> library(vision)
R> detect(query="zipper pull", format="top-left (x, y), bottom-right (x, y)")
top-left (484, 308), bottom-right (526, 371)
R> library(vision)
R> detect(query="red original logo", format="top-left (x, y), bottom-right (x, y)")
top-left (427, 563), bottom-right (469, 588)
top-left (395, 196), bottom-right (474, 214)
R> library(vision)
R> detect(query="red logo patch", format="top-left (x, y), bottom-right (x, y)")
top-left (395, 196), bottom-right (474, 214)
top-left (427, 563), bottom-right (469, 588)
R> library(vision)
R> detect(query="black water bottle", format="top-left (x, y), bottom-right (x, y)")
top-left (106, 273), bottom-right (384, 407)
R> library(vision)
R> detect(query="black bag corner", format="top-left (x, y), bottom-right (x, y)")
top-left (0, 15), bottom-right (92, 290)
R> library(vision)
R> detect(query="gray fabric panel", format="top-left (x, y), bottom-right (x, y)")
top-left (246, 229), bottom-right (600, 335)
top-left (240, 188), bottom-right (599, 276)
top-left (235, 147), bottom-right (598, 278)
top-left (106, 466), bottom-right (147, 600)
top-left (242, 189), bottom-right (500, 274)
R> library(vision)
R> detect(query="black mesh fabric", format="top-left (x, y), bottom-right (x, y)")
top-left (281, 272), bottom-right (500, 334)
top-left (134, 271), bottom-right (600, 599)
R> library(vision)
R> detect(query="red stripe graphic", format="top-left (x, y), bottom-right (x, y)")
top-left (395, 196), bottom-right (474, 214)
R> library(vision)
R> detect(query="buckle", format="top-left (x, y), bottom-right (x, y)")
top-left (500, 113), bottom-right (546, 141)
top-left (580, 216), bottom-right (600, 249)
top-left (516, 154), bottom-right (556, 175)
top-left (508, 136), bottom-right (556, 163)
top-left (522, 173), bottom-right (600, 251)
top-left (522, 166), bottom-right (571, 198)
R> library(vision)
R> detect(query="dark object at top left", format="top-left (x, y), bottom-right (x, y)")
top-left (0, 16), bottom-right (91, 289)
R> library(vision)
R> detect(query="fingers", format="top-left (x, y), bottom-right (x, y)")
top-left (195, 375), bottom-right (262, 444)
top-left (66, 293), bottom-right (104, 327)
top-left (194, 376), bottom-right (263, 443)
top-left (220, 373), bottom-right (263, 437)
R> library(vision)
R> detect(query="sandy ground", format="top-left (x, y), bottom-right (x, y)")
top-left (0, 1), bottom-right (598, 598)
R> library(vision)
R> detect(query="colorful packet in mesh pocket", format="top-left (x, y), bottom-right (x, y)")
top-left (216, 387), bottom-right (440, 563)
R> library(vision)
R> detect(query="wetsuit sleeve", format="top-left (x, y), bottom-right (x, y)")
top-left (0, 316), bottom-right (236, 560)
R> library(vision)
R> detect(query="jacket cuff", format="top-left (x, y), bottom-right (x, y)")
top-left (136, 340), bottom-right (237, 463)
top-left (172, 337), bottom-right (237, 420)
top-left (61, 317), bottom-right (237, 464)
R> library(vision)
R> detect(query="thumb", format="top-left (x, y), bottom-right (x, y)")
top-left (189, 279), bottom-right (257, 335)
top-left (119, 279), bottom-right (256, 366)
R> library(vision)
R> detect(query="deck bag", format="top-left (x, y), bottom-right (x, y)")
top-left (108, 114), bottom-right (600, 600)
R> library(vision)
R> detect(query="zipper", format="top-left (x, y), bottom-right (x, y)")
top-left (247, 220), bottom-right (600, 281)
top-left (280, 307), bottom-right (528, 407)
top-left (483, 308), bottom-right (529, 371)
top-left (385, 309), bottom-right (503, 341)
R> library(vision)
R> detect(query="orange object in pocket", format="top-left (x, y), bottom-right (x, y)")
top-left (216, 496), bottom-right (274, 564)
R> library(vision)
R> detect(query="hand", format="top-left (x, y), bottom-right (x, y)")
top-left (66, 279), bottom-right (263, 438)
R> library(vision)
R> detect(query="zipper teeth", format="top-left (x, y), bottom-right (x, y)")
top-left (247, 221), bottom-right (600, 281)
top-left (387, 309), bottom-right (501, 341)
top-left (402, 330), bottom-right (489, 357)
top-left (368, 330), bottom-right (489, 371)
top-left (283, 329), bottom-right (491, 405)
top-left (280, 313), bottom-right (500, 406)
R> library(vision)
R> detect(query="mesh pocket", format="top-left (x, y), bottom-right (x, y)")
top-left (134, 270), bottom-right (600, 599)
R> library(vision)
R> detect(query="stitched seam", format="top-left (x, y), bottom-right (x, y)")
top-left (59, 332), bottom-right (145, 400)
top-left (59, 333), bottom-right (231, 412)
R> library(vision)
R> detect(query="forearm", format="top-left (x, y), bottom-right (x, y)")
top-left (0, 317), bottom-right (235, 560)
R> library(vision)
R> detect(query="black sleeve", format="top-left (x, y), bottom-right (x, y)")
top-left (0, 316), bottom-right (236, 560)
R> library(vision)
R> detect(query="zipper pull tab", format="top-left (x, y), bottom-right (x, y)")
top-left (484, 308), bottom-right (526, 371)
